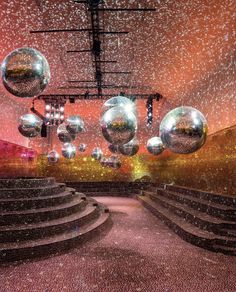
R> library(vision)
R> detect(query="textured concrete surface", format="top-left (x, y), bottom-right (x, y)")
top-left (0, 197), bottom-right (236, 292)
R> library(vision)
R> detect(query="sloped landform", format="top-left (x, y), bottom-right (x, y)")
top-left (0, 177), bottom-right (111, 262)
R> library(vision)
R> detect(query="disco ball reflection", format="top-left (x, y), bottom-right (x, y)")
top-left (18, 114), bottom-right (42, 138)
top-left (47, 150), bottom-right (59, 163)
top-left (160, 106), bottom-right (208, 154)
top-left (91, 147), bottom-right (103, 160)
top-left (108, 144), bottom-right (120, 154)
top-left (101, 106), bottom-right (137, 145)
top-left (61, 143), bottom-right (76, 159)
top-left (1, 47), bottom-right (50, 97)
top-left (57, 124), bottom-right (76, 143)
top-left (101, 95), bottom-right (135, 116)
top-left (66, 115), bottom-right (84, 135)
top-left (146, 137), bottom-right (164, 155)
top-left (119, 139), bottom-right (139, 156)
top-left (78, 143), bottom-right (87, 152)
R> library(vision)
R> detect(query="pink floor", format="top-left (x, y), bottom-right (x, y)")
top-left (0, 197), bottom-right (236, 292)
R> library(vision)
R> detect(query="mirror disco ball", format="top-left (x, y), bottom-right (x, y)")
top-left (1, 47), bottom-right (50, 98)
top-left (108, 144), bottom-right (120, 154)
top-left (18, 114), bottom-right (42, 138)
top-left (101, 106), bottom-right (137, 145)
top-left (78, 143), bottom-right (87, 152)
top-left (91, 147), bottom-right (103, 160)
top-left (100, 156), bottom-right (121, 169)
top-left (107, 156), bottom-right (121, 169)
top-left (160, 106), bottom-right (208, 154)
top-left (101, 95), bottom-right (135, 116)
top-left (100, 157), bottom-right (108, 167)
top-left (57, 124), bottom-right (76, 143)
top-left (119, 139), bottom-right (139, 156)
top-left (61, 143), bottom-right (76, 159)
top-left (147, 137), bottom-right (164, 155)
top-left (66, 115), bottom-right (84, 135)
top-left (47, 150), bottom-right (59, 163)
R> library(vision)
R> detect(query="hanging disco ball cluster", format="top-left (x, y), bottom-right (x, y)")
top-left (1, 48), bottom-right (208, 167)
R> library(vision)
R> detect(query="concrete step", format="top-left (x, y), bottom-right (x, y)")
top-left (0, 183), bottom-right (66, 199)
top-left (146, 192), bottom-right (236, 237)
top-left (138, 195), bottom-right (236, 255)
top-left (0, 203), bottom-right (99, 243)
top-left (147, 188), bottom-right (236, 221)
top-left (0, 189), bottom-right (80, 211)
top-left (163, 184), bottom-right (236, 207)
top-left (0, 204), bottom-right (111, 262)
top-left (0, 177), bottom-right (55, 188)
top-left (0, 194), bottom-right (87, 225)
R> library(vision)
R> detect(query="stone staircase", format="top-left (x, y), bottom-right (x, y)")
top-left (0, 177), bottom-right (111, 262)
top-left (137, 184), bottom-right (236, 255)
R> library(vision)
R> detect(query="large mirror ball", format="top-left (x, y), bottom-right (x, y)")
top-left (1, 47), bottom-right (50, 98)
top-left (101, 95), bottom-right (136, 116)
top-left (147, 137), bottom-right (164, 155)
top-left (119, 139), bottom-right (139, 156)
top-left (18, 114), bottom-right (42, 138)
top-left (61, 143), bottom-right (76, 159)
top-left (66, 115), bottom-right (84, 135)
top-left (101, 105), bottom-right (137, 145)
top-left (57, 124), bottom-right (76, 143)
top-left (160, 106), bottom-right (208, 154)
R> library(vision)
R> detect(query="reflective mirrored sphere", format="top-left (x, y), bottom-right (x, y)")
top-left (160, 106), bottom-right (208, 154)
top-left (147, 137), bottom-right (164, 155)
top-left (119, 139), bottom-right (139, 156)
top-left (91, 147), bottom-right (103, 160)
top-left (78, 143), bottom-right (87, 152)
top-left (101, 95), bottom-right (135, 116)
top-left (47, 150), bottom-right (59, 163)
top-left (101, 106), bottom-right (137, 145)
top-left (2, 47), bottom-right (50, 97)
top-left (100, 157), bottom-right (108, 167)
top-left (57, 124), bottom-right (76, 143)
top-left (100, 156), bottom-right (121, 169)
top-left (18, 114), bottom-right (42, 138)
top-left (107, 155), bottom-right (122, 169)
top-left (61, 143), bottom-right (76, 159)
top-left (108, 144), bottom-right (120, 154)
top-left (66, 115), bottom-right (84, 135)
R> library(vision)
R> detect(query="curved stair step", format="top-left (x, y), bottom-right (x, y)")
top-left (0, 205), bottom-right (110, 262)
top-left (150, 189), bottom-right (236, 221)
top-left (148, 193), bottom-right (236, 237)
top-left (0, 203), bottom-right (99, 243)
top-left (0, 189), bottom-right (80, 211)
top-left (164, 184), bottom-right (236, 207)
top-left (0, 183), bottom-right (66, 199)
top-left (0, 177), bottom-right (55, 188)
top-left (0, 194), bottom-right (87, 225)
top-left (138, 195), bottom-right (236, 255)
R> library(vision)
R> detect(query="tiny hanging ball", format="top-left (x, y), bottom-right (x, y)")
top-left (146, 137), bottom-right (164, 155)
